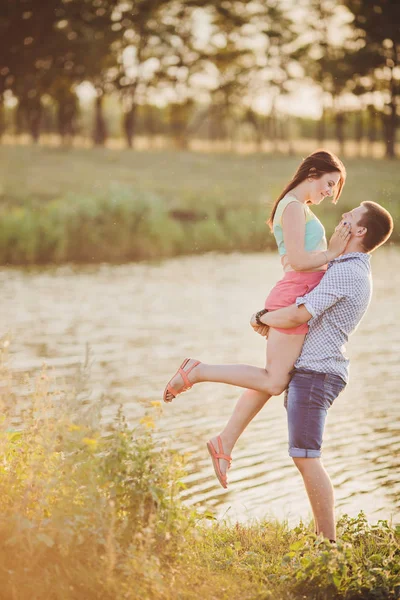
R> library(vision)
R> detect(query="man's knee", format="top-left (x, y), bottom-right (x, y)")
top-left (292, 457), bottom-right (319, 473)
top-left (293, 457), bottom-right (305, 472)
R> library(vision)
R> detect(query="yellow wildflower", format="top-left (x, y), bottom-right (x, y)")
top-left (82, 437), bottom-right (98, 447)
top-left (140, 416), bottom-right (155, 430)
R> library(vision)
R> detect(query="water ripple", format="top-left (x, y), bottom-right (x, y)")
top-left (1, 248), bottom-right (399, 526)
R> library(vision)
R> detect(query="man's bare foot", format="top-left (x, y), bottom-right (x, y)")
top-left (208, 434), bottom-right (233, 486)
top-left (163, 358), bottom-right (201, 403)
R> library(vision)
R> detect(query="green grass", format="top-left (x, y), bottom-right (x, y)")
top-left (0, 145), bottom-right (398, 264)
top-left (0, 341), bottom-right (399, 599)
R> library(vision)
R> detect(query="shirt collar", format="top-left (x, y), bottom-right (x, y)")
top-left (329, 252), bottom-right (371, 267)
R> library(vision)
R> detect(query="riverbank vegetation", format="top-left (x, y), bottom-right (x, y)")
top-left (0, 146), bottom-right (398, 265)
top-left (0, 344), bottom-right (399, 599)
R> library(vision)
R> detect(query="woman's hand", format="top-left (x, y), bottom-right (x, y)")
top-left (327, 222), bottom-right (352, 259)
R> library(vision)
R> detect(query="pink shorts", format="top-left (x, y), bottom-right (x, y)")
top-left (264, 271), bottom-right (325, 335)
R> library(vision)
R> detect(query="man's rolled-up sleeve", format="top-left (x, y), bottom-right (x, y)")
top-left (295, 265), bottom-right (348, 319)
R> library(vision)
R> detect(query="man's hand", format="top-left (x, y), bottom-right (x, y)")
top-left (253, 324), bottom-right (270, 338)
top-left (250, 313), bottom-right (270, 338)
top-left (250, 312), bottom-right (258, 328)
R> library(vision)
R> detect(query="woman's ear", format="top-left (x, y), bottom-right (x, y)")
top-left (308, 167), bottom-right (317, 181)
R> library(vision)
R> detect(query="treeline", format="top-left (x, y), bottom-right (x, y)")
top-left (1, 0), bottom-right (399, 157)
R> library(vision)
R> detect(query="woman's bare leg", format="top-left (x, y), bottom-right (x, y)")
top-left (208, 330), bottom-right (305, 482)
top-left (164, 331), bottom-right (305, 402)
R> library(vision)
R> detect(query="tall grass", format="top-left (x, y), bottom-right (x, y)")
top-left (0, 340), bottom-right (399, 599)
top-left (0, 146), bottom-right (398, 264)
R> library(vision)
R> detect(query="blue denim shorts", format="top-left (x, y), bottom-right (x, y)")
top-left (284, 368), bottom-right (346, 458)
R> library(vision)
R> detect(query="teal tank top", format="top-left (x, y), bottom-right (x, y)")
top-left (273, 194), bottom-right (327, 256)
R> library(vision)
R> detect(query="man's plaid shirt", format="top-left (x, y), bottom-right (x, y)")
top-left (295, 252), bottom-right (372, 383)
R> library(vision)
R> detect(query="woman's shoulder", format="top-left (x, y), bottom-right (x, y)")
top-left (274, 193), bottom-right (306, 226)
top-left (282, 192), bottom-right (299, 203)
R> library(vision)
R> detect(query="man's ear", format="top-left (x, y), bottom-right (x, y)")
top-left (355, 226), bottom-right (367, 237)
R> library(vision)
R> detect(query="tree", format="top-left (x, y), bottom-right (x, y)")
top-left (0, 0), bottom-right (120, 144)
top-left (48, 77), bottom-right (79, 143)
top-left (242, 1), bottom-right (307, 152)
top-left (301, 0), bottom-right (347, 146)
top-left (343, 0), bottom-right (400, 158)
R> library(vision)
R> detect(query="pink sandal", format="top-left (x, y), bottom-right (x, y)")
top-left (206, 436), bottom-right (232, 489)
top-left (163, 358), bottom-right (200, 403)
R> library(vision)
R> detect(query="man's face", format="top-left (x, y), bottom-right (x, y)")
top-left (338, 205), bottom-right (368, 235)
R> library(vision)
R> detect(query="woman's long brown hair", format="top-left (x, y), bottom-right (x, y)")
top-left (267, 150), bottom-right (346, 230)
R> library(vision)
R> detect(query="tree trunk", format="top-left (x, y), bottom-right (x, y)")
top-left (367, 105), bottom-right (377, 157)
top-left (169, 103), bottom-right (189, 149)
top-left (0, 94), bottom-right (4, 142)
top-left (27, 98), bottom-right (42, 144)
top-left (42, 104), bottom-right (54, 135)
top-left (144, 105), bottom-right (156, 148)
top-left (317, 106), bottom-right (326, 144)
top-left (58, 98), bottom-right (77, 145)
top-left (355, 110), bottom-right (364, 157)
top-left (122, 85), bottom-right (139, 149)
top-left (269, 106), bottom-right (278, 152)
top-left (385, 64), bottom-right (397, 159)
top-left (229, 118), bottom-right (235, 152)
top-left (15, 100), bottom-right (24, 136)
top-left (93, 94), bottom-right (107, 147)
top-left (123, 105), bottom-right (136, 149)
top-left (255, 121), bottom-right (263, 152)
top-left (335, 111), bottom-right (345, 157)
top-left (57, 99), bottom-right (67, 142)
top-left (385, 102), bottom-right (396, 159)
top-left (245, 109), bottom-right (263, 152)
top-left (285, 116), bottom-right (295, 156)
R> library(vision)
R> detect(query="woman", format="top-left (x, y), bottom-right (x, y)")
top-left (163, 150), bottom-right (350, 488)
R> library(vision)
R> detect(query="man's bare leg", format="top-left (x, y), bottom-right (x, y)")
top-left (293, 457), bottom-right (336, 541)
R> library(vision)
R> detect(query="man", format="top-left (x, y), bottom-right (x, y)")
top-left (239, 200), bottom-right (393, 542)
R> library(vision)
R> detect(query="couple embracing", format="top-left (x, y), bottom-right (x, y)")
top-left (163, 150), bottom-right (393, 543)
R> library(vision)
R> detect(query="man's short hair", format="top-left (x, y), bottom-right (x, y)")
top-left (358, 201), bottom-right (393, 252)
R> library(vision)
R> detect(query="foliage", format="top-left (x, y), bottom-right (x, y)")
top-left (2, 0), bottom-right (399, 151)
top-left (0, 344), bottom-right (191, 598)
top-left (342, 0), bottom-right (400, 158)
top-left (0, 343), bottom-right (399, 599)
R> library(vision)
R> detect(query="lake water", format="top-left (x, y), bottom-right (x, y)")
top-left (1, 248), bottom-right (399, 527)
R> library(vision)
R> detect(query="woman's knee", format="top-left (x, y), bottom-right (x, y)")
top-left (263, 371), bottom-right (288, 396)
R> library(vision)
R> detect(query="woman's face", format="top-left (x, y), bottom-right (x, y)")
top-left (308, 171), bottom-right (341, 205)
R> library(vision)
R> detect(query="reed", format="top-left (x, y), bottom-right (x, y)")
top-left (0, 146), bottom-right (398, 264)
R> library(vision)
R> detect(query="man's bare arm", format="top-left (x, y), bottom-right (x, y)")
top-left (258, 304), bottom-right (312, 328)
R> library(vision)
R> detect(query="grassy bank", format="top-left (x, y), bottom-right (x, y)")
top-left (0, 145), bottom-right (398, 264)
top-left (0, 344), bottom-right (399, 599)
